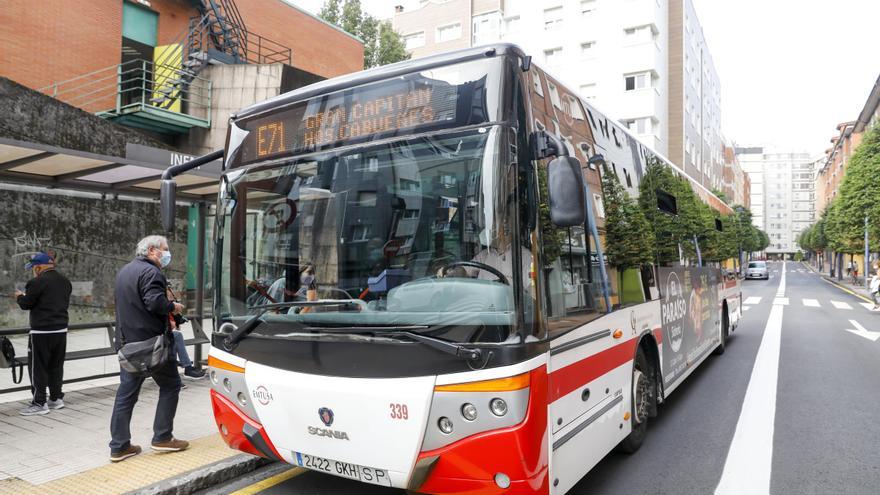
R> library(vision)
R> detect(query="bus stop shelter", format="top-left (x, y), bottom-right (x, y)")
top-left (0, 136), bottom-right (221, 392)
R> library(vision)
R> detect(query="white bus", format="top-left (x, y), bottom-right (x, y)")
top-left (165, 43), bottom-right (741, 494)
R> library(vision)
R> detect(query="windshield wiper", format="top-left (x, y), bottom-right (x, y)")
top-left (305, 324), bottom-right (482, 362)
top-left (222, 300), bottom-right (367, 351)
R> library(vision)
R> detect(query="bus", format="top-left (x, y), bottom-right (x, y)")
top-left (167, 43), bottom-right (742, 494)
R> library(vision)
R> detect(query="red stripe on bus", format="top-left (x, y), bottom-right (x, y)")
top-left (549, 338), bottom-right (638, 402)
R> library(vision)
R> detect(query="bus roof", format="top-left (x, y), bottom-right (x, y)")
top-left (233, 43), bottom-right (526, 121)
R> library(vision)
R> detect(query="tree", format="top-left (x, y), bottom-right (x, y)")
top-left (600, 164), bottom-right (654, 268)
top-left (825, 125), bottom-right (880, 253)
top-left (711, 188), bottom-right (729, 204)
top-left (318, 0), bottom-right (411, 69)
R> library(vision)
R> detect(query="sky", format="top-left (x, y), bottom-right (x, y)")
top-left (288, 0), bottom-right (880, 156)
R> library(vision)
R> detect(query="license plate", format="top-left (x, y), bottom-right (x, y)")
top-left (293, 451), bottom-right (391, 487)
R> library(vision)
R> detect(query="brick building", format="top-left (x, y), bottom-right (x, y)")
top-left (0, 0), bottom-right (364, 328)
top-left (0, 0), bottom-right (363, 97)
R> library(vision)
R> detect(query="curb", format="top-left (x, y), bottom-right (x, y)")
top-left (127, 454), bottom-right (272, 495)
top-left (819, 277), bottom-right (873, 304)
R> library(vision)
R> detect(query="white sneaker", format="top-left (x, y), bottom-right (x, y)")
top-left (48, 398), bottom-right (64, 410)
top-left (20, 403), bottom-right (49, 416)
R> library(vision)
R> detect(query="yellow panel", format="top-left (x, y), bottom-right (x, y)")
top-left (153, 44), bottom-right (183, 113)
top-left (9, 155), bottom-right (112, 176)
top-left (0, 144), bottom-right (43, 163)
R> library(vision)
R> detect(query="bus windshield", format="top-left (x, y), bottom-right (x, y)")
top-left (216, 125), bottom-right (526, 344)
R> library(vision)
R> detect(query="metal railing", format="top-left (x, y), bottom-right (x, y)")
top-left (0, 318), bottom-right (211, 395)
top-left (39, 59), bottom-right (212, 122)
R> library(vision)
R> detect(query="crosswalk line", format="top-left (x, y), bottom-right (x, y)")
top-left (743, 306), bottom-right (751, 311)
top-left (860, 302), bottom-right (876, 311)
top-left (773, 298), bottom-right (789, 305)
top-left (830, 300), bottom-right (853, 310)
top-left (744, 296), bottom-right (762, 305)
top-left (802, 299), bottom-right (820, 307)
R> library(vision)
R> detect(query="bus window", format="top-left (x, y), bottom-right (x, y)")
top-left (538, 165), bottom-right (601, 335)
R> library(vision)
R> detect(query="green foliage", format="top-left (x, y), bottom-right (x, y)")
top-left (711, 188), bottom-right (729, 204)
top-left (637, 158), bottom-right (704, 263)
top-left (600, 164), bottom-right (654, 268)
top-left (822, 125), bottom-right (880, 253)
top-left (318, 0), bottom-right (411, 69)
top-left (537, 164), bottom-right (565, 266)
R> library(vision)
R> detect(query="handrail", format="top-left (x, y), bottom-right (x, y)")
top-left (0, 321), bottom-right (115, 337)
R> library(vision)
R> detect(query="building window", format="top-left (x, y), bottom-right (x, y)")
top-left (544, 6), bottom-right (563, 30)
top-left (436, 23), bottom-right (462, 43)
top-left (579, 83), bottom-right (597, 99)
top-left (504, 16), bottom-right (520, 36)
top-left (403, 31), bottom-right (425, 50)
top-left (580, 41), bottom-right (596, 57)
top-left (626, 118), bottom-right (651, 135)
top-left (473, 12), bottom-right (501, 45)
top-left (624, 72), bottom-right (651, 91)
top-left (544, 47), bottom-right (563, 65)
top-left (532, 71), bottom-right (544, 96)
top-left (623, 24), bottom-right (656, 44)
top-left (581, 0), bottom-right (596, 15)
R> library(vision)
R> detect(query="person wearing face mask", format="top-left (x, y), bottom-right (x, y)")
top-left (109, 235), bottom-right (188, 462)
top-left (15, 251), bottom-right (72, 416)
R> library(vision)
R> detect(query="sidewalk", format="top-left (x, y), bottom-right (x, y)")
top-left (0, 372), bottom-right (258, 494)
top-left (803, 262), bottom-right (875, 304)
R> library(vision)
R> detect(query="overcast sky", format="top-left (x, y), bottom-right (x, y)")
top-left (289, 0), bottom-right (880, 156)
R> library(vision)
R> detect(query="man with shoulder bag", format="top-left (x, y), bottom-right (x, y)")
top-left (109, 235), bottom-right (189, 462)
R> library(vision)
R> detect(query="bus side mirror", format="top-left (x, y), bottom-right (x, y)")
top-left (160, 179), bottom-right (177, 232)
top-left (548, 156), bottom-right (586, 227)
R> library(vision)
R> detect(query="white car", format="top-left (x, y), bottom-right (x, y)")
top-left (746, 261), bottom-right (769, 280)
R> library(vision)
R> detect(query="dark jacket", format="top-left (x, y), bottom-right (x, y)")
top-left (114, 257), bottom-right (175, 347)
top-left (16, 269), bottom-right (72, 331)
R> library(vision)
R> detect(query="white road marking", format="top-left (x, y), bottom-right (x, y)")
top-left (845, 319), bottom-right (880, 342)
top-left (743, 306), bottom-right (752, 312)
top-left (859, 302), bottom-right (876, 311)
top-left (802, 299), bottom-right (820, 307)
top-left (716, 261), bottom-right (784, 495)
top-left (830, 300), bottom-right (853, 310)
top-left (773, 298), bottom-right (789, 305)
top-left (744, 296), bottom-right (762, 305)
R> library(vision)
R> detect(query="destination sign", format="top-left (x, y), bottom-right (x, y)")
top-left (236, 79), bottom-right (468, 165)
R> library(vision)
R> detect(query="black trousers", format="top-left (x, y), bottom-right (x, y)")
top-left (28, 332), bottom-right (67, 405)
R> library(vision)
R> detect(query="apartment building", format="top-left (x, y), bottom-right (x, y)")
top-left (737, 148), bottom-right (817, 254)
top-left (815, 73), bottom-right (880, 216)
top-left (721, 140), bottom-right (748, 207)
top-left (392, 0), bottom-right (724, 191)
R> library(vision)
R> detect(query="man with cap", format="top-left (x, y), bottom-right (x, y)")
top-left (15, 251), bottom-right (72, 416)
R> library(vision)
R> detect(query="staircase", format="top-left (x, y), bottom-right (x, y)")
top-left (40, 0), bottom-right (292, 134)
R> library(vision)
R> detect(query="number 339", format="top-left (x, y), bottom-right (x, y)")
top-left (389, 403), bottom-right (408, 420)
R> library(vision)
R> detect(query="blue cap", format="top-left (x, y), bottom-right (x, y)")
top-left (25, 252), bottom-right (54, 270)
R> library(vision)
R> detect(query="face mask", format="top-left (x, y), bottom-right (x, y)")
top-left (301, 274), bottom-right (315, 287)
top-left (159, 250), bottom-right (172, 268)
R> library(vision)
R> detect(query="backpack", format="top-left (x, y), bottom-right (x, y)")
top-left (0, 336), bottom-right (25, 384)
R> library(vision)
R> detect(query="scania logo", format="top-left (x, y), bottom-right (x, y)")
top-left (318, 407), bottom-right (334, 427)
top-left (253, 386), bottom-right (273, 406)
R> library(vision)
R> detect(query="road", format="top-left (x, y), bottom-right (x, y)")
top-left (203, 262), bottom-right (880, 495)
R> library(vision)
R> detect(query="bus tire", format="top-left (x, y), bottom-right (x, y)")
top-left (618, 348), bottom-right (650, 454)
top-left (713, 305), bottom-right (729, 356)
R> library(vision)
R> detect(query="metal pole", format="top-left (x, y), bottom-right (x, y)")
top-left (194, 201), bottom-right (207, 367)
top-left (865, 215), bottom-right (870, 293)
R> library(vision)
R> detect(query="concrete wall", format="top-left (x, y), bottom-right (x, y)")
top-left (182, 63), bottom-right (325, 156)
top-left (0, 77), bottom-right (169, 157)
top-left (0, 185), bottom-right (189, 329)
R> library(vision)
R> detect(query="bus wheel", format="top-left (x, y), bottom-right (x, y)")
top-left (618, 349), bottom-right (650, 454)
top-left (713, 307), bottom-right (729, 356)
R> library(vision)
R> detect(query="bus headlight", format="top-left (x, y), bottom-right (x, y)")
top-left (421, 371), bottom-right (531, 451)
top-left (438, 417), bottom-right (454, 434)
top-left (461, 403), bottom-right (478, 421)
top-left (489, 398), bottom-right (508, 417)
